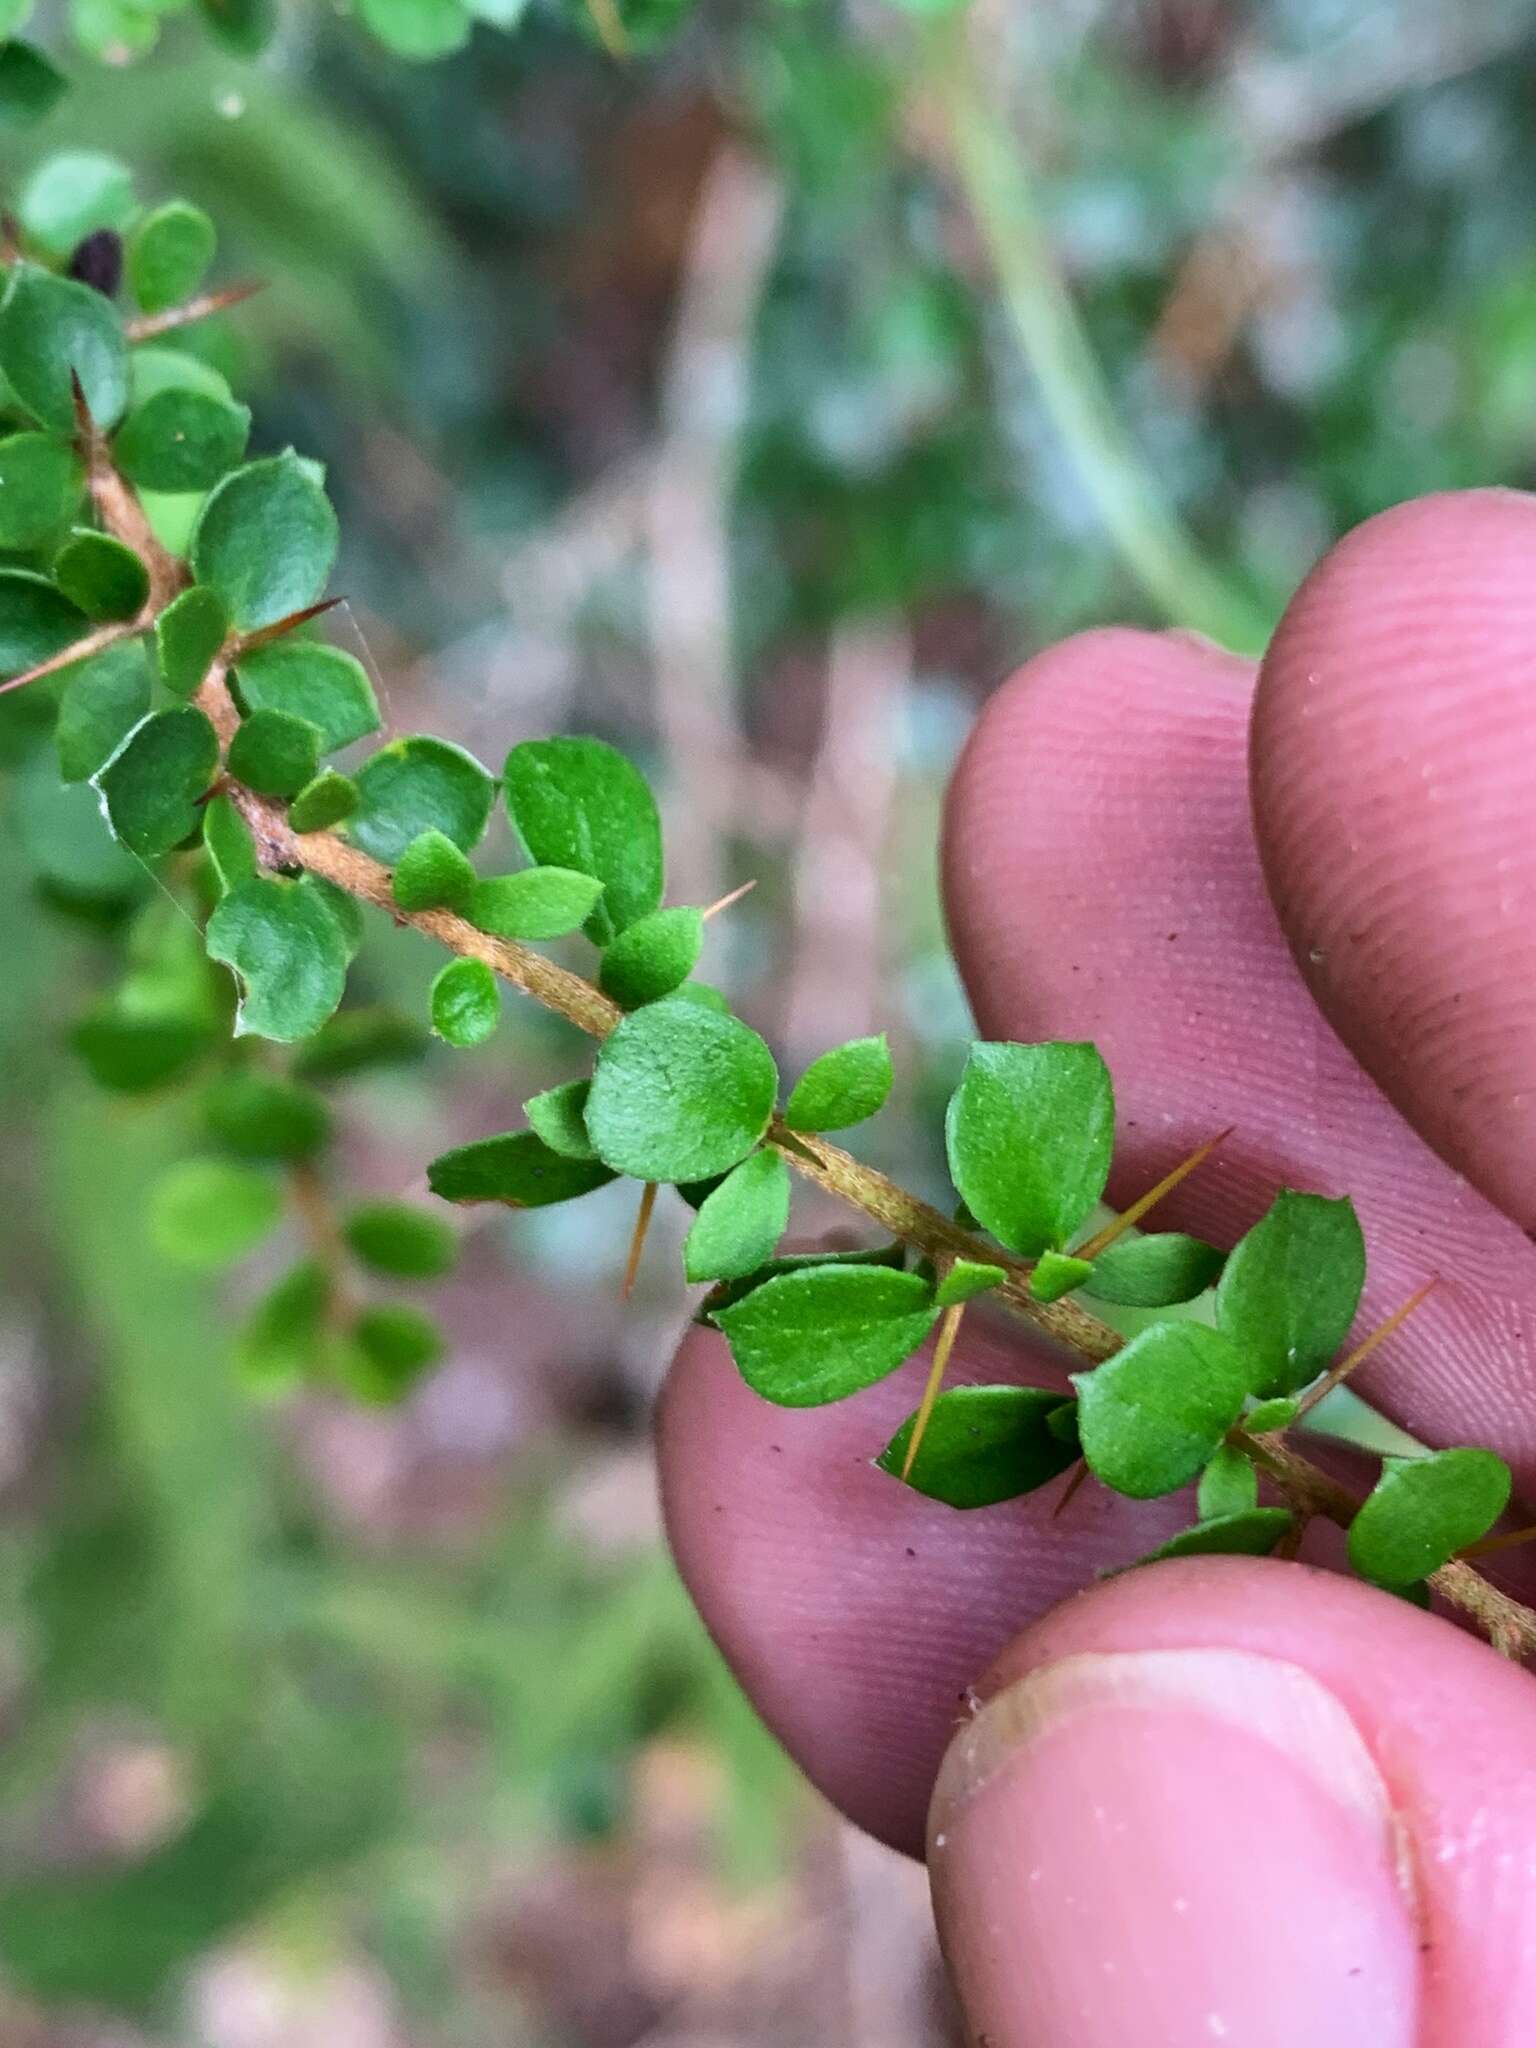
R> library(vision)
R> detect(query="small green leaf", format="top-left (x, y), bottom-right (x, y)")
top-left (1217, 1191), bottom-right (1366, 1397)
top-left (349, 735), bottom-right (495, 863)
top-left (292, 1006), bottom-right (428, 1081)
top-left (599, 904), bottom-right (702, 1008)
top-left (237, 1258), bottom-right (329, 1387)
top-left (469, 867), bottom-right (605, 942)
top-left (0, 268), bottom-right (128, 433)
top-left (231, 639), bottom-right (379, 752)
top-left (525, 1079), bottom-right (596, 1160)
top-left (1086, 1232), bottom-right (1226, 1308)
top-left (205, 873), bottom-right (352, 1041)
top-left (392, 828), bottom-right (475, 912)
top-left (228, 706), bottom-right (322, 800)
top-left (343, 1200), bottom-right (458, 1280)
top-left (1073, 1322), bottom-right (1253, 1500)
top-left (189, 453), bottom-right (339, 632)
top-left (1347, 1448), bottom-right (1512, 1588)
top-left (505, 735), bottom-right (663, 945)
top-left (698, 1242), bottom-right (908, 1318)
top-left (344, 1303), bottom-right (444, 1402)
top-left (114, 387), bottom-right (251, 493)
top-left (149, 1157), bottom-right (282, 1269)
top-left (74, 1007), bottom-right (210, 1093)
top-left (878, 1385), bottom-right (1081, 1507)
top-left (935, 1257), bottom-right (1006, 1308)
top-left (0, 567), bottom-right (85, 678)
top-left (129, 345), bottom-right (235, 408)
top-left (429, 956), bottom-right (499, 1046)
top-left (55, 638), bottom-right (151, 783)
top-left (1244, 1396), bottom-right (1300, 1434)
top-left (0, 42), bottom-right (68, 126)
top-left (197, 0), bottom-right (275, 55)
top-left (1136, 1509), bottom-right (1294, 1566)
top-left (202, 792), bottom-right (256, 895)
top-left (683, 1149), bottom-right (790, 1283)
top-left (202, 1070), bottom-right (332, 1162)
top-left (946, 1042), bottom-right (1115, 1257)
top-left (95, 705), bottom-right (219, 858)
top-left (427, 1129), bottom-right (615, 1206)
top-left (784, 1034), bottom-right (893, 1132)
top-left (1197, 1444), bottom-right (1259, 1521)
top-left (288, 768), bottom-right (358, 832)
top-left (54, 529), bottom-right (149, 621)
top-left (356, 0), bottom-right (471, 58)
top-left (713, 1262), bottom-right (936, 1408)
top-left (0, 431), bottom-right (82, 547)
top-left (17, 151), bottom-right (133, 253)
top-left (1029, 1249), bottom-right (1095, 1302)
top-left (586, 1000), bottom-right (778, 1183)
top-left (155, 585), bottom-right (228, 699)
top-left (126, 200), bottom-right (216, 315)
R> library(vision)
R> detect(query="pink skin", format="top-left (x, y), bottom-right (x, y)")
top-left (657, 490), bottom-right (1536, 2044)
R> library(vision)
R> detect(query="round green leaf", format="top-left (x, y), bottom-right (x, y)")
top-left (0, 42), bottom-right (68, 127)
top-left (430, 956), bottom-right (499, 1046)
top-left (202, 792), bottom-right (257, 896)
top-left (127, 201), bottom-right (216, 315)
top-left (713, 1262), bottom-right (936, 1408)
top-left (343, 1200), bottom-right (458, 1280)
top-left (0, 432), bottom-right (82, 547)
top-left (129, 345), bottom-right (235, 407)
top-left (1073, 1322), bottom-right (1253, 1500)
top-left (1216, 1191), bottom-right (1366, 1397)
top-left (505, 736), bottom-right (663, 945)
top-left (17, 152), bottom-right (134, 255)
top-left (1347, 1448), bottom-right (1512, 1588)
top-left (393, 828), bottom-right (476, 912)
top-left (155, 585), bottom-right (228, 699)
top-left (356, 0), bottom-right (472, 56)
top-left (114, 387), bottom-right (251, 494)
top-left (202, 1070), bottom-right (332, 1162)
top-left (599, 905), bottom-right (703, 1009)
top-left (0, 268), bottom-right (128, 433)
top-left (784, 1034), bottom-right (893, 1132)
top-left (878, 1385), bottom-right (1081, 1507)
top-left (348, 735), bottom-right (495, 863)
top-left (288, 769), bottom-right (358, 833)
top-left (946, 1041), bottom-right (1115, 1257)
top-left (1136, 1509), bottom-right (1295, 1566)
top-left (189, 453), bottom-right (339, 632)
top-left (427, 1129), bottom-right (615, 1206)
top-left (0, 567), bottom-right (85, 678)
top-left (94, 705), bottom-right (219, 859)
top-left (1086, 1232), bottom-right (1226, 1308)
top-left (227, 706), bottom-right (322, 800)
top-left (525, 1079), bottom-right (596, 1161)
top-left (683, 1149), bottom-right (790, 1283)
top-left (149, 1157), bottom-right (282, 1270)
top-left (344, 1303), bottom-right (443, 1402)
top-left (232, 640), bottom-right (379, 753)
top-left (470, 866), bottom-right (606, 943)
top-left (1196, 1444), bottom-right (1259, 1521)
top-left (54, 639), bottom-right (151, 783)
top-left (54, 529), bottom-right (149, 621)
top-left (586, 1000), bottom-right (778, 1183)
top-left (205, 873), bottom-right (353, 1041)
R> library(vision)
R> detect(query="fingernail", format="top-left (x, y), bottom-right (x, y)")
top-left (928, 1649), bottom-right (1419, 2048)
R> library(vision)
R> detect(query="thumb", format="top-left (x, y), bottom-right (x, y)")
top-left (927, 1559), bottom-right (1536, 2048)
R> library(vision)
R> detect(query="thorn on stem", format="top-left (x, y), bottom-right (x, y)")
top-left (900, 1301), bottom-right (965, 1481)
top-left (233, 596), bottom-right (344, 657)
top-left (622, 1180), bottom-right (658, 1300)
top-left (1293, 1275), bottom-right (1439, 1420)
top-left (1052, 1458), bottom-right (1091, 1520)
top-left (1073, 1126), bottom-right (1234, 1263)
top-left (123, 280), bottom-right (265, 344)
top-left (701, 878), bottom-right (757, 923)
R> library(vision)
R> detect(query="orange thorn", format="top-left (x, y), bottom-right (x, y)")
top-left (701, 878), bottom-right (757, 923)
top-left (233, 596), bottom-right (345, 656)
top-left (621, 1181), bottom-right (658, 1300)
top-left (1073, 1127), bottom-right (1234, 1263)
top-left (123, 281), bottom-right (265, 344)
top-left (1293, 1275), bottom-right (1440, 1420)
top-left (0, 620), bottom-right (137, 695)
top-left (1052, 1458), bottom-right (1091, 1520)
top-left (899, 1302), bottom-right (965, 1481)
top-left (1456, 1521), bottom-right (1536, 1565)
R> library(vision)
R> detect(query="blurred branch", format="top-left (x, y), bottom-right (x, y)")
top-left (646, 145), bottom-right (786, 905)
top-left (927, 17), bottom-right (1272, 654)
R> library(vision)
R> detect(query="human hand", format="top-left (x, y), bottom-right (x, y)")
top-left (658, 490), bottom-right (1536, 2046)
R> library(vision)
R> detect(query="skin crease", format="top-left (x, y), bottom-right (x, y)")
top-left (656, 490), bottom-right (1536, 2044)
